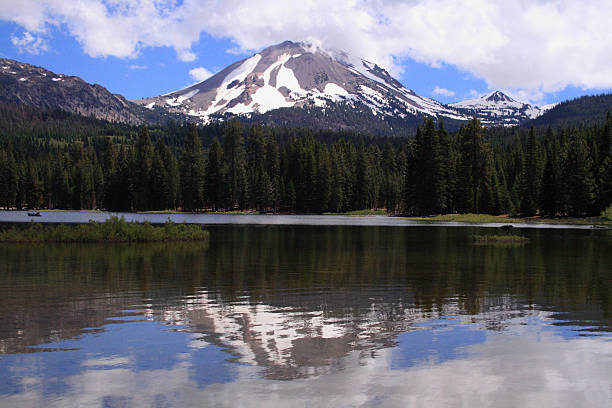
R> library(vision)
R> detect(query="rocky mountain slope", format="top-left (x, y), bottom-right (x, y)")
top-left (0, 58), bottom-right (179, 125)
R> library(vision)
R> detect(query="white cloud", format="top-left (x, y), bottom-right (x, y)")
top-left (189, 66), bottom-right (212, 82)
top-left (10, 31), bottom-right (47, 54)
top-left (2, 1), bottom-right (612, 95)
top-left (432, 86), bottom-right (455, 97)
top-left (128, 64), bottom-right (147, 70)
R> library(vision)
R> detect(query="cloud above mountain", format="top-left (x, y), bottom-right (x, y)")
top-left (1, 0), bottom-right (611, 95)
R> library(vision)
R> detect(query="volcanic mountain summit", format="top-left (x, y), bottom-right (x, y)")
top-left (136, 41), bottom-right (469, 123)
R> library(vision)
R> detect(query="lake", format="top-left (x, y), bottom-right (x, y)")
top-left (1, 220), bottom-right (611, 407)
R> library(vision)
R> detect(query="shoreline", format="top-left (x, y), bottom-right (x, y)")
top-left (0, 210), bottom-right (610, 230)
top-left (28, 209), bottom-right (612, 226)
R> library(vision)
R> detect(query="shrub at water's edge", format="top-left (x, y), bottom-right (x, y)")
top-left (0, 216), bottom-right (210, 243)
top-left (603, 205), bottom-right (612, 221)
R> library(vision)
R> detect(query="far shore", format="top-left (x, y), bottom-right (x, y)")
top-left (2, 209), bottom-right (610, 228)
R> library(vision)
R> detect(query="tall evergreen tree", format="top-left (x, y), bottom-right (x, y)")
top-left (519, 127), bottom-right (542, 215)
top-left (455, 118), bottom-right (492, 213)
top-left (180, 124), bottom-right (205, 211)
top-left (132, 127), bottom-right (154, 210)
top-left (205, 137), bottom-right (224, 210)
top-left (0, 150), bottom-right (18, 209)
top-left (563, 128), bottom-right (595, 216)
top-left (223, 119), bottom-right (246, 209)
top-left (540, 140), bottom-right (561, 216)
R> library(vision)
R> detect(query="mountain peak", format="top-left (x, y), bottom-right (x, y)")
top-left (133, 40), bottom-right (547, 129)
top-left (483, 91), bottom-right (515, 103)
top-left (135, 40), bottom-right (463, 124)
top-left (449, 90), bottom-right (541, 126)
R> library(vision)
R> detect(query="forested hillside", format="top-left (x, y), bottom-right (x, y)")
top-left (531, 94), bottom-right (612, 128)
top-left (1, 102), bottom-right (611, 216)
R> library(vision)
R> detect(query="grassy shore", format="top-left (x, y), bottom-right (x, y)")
top-left (0, 216), bottom-right (209, 243)
top-left (405, 213), bottom-right (612, 226)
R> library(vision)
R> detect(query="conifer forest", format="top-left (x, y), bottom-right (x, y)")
top-left (1, 102), bottom-right (611, 217)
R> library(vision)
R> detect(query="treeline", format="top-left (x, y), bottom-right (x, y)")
top-left (1, 114), bottom-right (611, 216)
top-left (406, 116), bottom-right (612, 216)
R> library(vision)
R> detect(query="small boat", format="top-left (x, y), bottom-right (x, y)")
top-left (27, 211), bottom-right (41, 217)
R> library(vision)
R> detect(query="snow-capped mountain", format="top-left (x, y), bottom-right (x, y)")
top-left (1, 48), bottom-right (551, 131)
top-left (136, 41), bottom-right (466, 124)
top-left (448, 91), bottom-right (542, 126)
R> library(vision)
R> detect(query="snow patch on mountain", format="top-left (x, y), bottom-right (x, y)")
top-left (540, 102), bottom-right (559, 112)
top-left (277, 64), bottom-right (304, 94)
top-left (324, 83), bottom-right (349, 97)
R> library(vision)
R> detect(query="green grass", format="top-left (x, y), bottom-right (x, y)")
top-left (405, 213), bottom-right (612, 225)
top-left (0, 216), bottom-right (210, 243)
top-left (472, 234), bottom-right (530, 244)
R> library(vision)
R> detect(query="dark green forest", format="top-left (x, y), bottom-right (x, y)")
top-left (1, 102), bottom-right (611, 216)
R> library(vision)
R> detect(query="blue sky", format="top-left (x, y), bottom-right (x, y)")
top-left (1, 1), bottom-right (611, 106)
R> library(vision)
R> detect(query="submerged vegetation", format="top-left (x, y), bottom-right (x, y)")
top-left (472, 234), bottom-right (530, 244)
top-left (0, 216), bottom-right (209, 243)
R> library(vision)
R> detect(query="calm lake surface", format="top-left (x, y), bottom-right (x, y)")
top-left (1, 220), bottom-right (612, 407)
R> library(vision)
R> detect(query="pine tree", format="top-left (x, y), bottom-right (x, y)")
top-left (101, 139), bottom-right (117, 210)
top-left (180, 124), bottom-right (205, 211)
top-left (159, 138), bottom-right (179, 210)
top-left (597, 113), bottom-right (612, 210)
top-left (519, 127), bottom-right (542, 215)
top-left (149, 149), bottom-right (167, 211)
top-left (455, 118), bottom-right (492, 213)
top-left (51, 153), bottom-right (72, 210)
top-left (540, 140), bottom-right (561, 216)
top-left (205, 137), bottom-right (224, 210)
top-left (313, 144), bottom-right (331, 212)
top-left (0, 150), bottom-right (18, 209)
top-left (223, 119), bottom-right (246, 209)
top-left (354, 141), bottom-right (376, 210)
top-left (264, 137), bottom-right (281, 210)
top-left (413, 118), bottom-right (449, 215)
top-left (563, 128), bottom-right (595, 216)
top-left (132, 127), bottom-right (154, 210)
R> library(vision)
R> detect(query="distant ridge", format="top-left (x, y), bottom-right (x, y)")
top-left (530, 93), bottom-right (612, 127)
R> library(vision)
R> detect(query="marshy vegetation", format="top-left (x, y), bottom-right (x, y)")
top-left (0, 216), bottom-right (209, 243)
top-left (472, 234), bottom-right (530, 245)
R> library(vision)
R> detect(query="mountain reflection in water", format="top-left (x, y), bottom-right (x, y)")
top-left (0, 225), bottom-right (611, 407)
